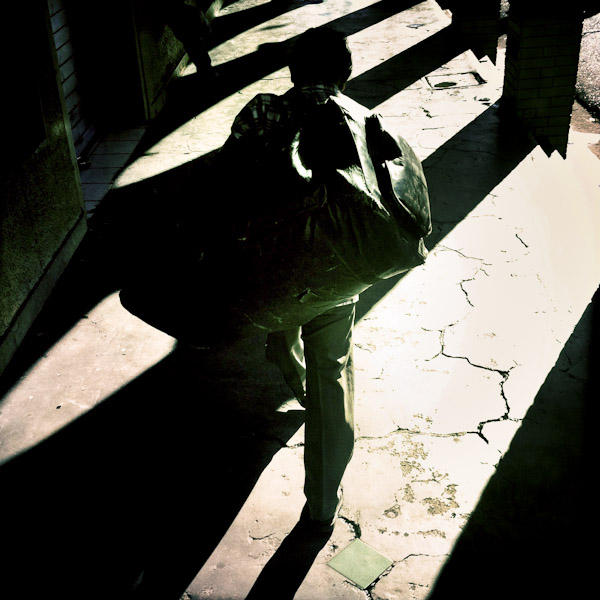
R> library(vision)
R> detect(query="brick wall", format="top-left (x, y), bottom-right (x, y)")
top-left (449, 0), bottom-right (501, 63)
top-left (48, 0), bottom-right (97, 158)
top-left (502, 10), bottom-right (584, 156)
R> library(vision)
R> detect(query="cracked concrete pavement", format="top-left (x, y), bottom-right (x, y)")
top-left (1, 1), bottom-right (599, 599)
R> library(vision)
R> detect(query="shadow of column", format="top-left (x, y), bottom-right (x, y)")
top-left (244, 522), bottom-right (334, 600)
top-left (134, 0), bottom-right (420, 155)
top-left (345, 25), bottom-right (467, 109)
top-left (0, 338), bottom-right (305, 600)
top-left (426, 293), bottom-right (596, 600)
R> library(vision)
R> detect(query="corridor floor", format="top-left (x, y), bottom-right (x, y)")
top-left (1, 1), bottom-right (599, 599)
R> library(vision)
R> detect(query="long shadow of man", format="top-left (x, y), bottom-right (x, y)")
top-left (0, 333), bottom-right (305, 600)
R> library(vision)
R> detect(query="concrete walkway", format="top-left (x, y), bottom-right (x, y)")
top-left (1, 1), bottom-right (599, 599)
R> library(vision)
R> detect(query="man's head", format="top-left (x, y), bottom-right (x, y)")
top-left (289, 27), bottom-right (353, 89)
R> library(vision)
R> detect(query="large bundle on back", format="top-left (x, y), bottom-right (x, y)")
top-left (120, 94), bottom-right (431, 345)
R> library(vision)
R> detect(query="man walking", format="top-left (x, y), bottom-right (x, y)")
top-left (221, 27), bottom-right (358, 532)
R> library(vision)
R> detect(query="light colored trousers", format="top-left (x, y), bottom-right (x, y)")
top-left (266, 303), bottom-right (355, 522)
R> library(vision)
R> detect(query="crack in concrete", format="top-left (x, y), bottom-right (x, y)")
top-left (441, 349), bottom-right (516, 443)
top-left (558, 362), bottom-right (590, 383)
top-left (340, 515), bottom-right (362, 539)
top-left (515, 232), bottom-right (529, 248)
top-left (436, 246), bottom-right (492, 308)
top-left (362, 587), bottom-right (375, 600)
top-left (249, 532), bottom-right (276, 542)
top-left (442, 343), bottom-right (511, 380)
top-left (356, 428), bottom-right (472, 446)
top-left (364, 562), bottom-right (395, 598)
top-left (368, 552), bottom-right (450, 597)
top-left (283, 439), bottom-right (304, 449)
top-left (355, 428), bottom-right (469, 446)
top-left (458, 260), bottom-right (491, 306)
top-left (459, 280), bottom-right (475, 307)
top-left (437, 244), bottom-right (492, 267)
top-left (423, 325), bottom-right (519, 443)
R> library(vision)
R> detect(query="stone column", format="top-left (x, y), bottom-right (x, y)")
top-left (448, 0), bottom-right (501, 63)
top-left (502, 3), bottom-right (584, 157)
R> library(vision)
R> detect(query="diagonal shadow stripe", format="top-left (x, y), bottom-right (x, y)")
top-left (425, 289), bottom-right (597, 600)
top-left (214, 0), bottom-right (422, 89)
top-left (0, 7), bottom-right (544, 598)
top-left (207, 0), bottom-right (315, 46)
top-left (136, 0), bottom-right (421, 154)
top-left (345, 25), bottom-right (468, 109)
top-left (0, 336), bottom-right (306, 599)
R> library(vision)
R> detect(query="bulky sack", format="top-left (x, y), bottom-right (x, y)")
top-left (119, 93), bottom-right (431, 345)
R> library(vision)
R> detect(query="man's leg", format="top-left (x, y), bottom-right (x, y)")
top-left (265, 328), bottom-right (307, 404)
top-left (302, 303), bottom-right (355, 524)
top-left (162, 1), bottom-right (213, 75)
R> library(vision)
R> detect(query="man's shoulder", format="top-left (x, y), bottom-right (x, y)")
top-left (243, 92), bottom-right (284, 110)
top-left (246, 89), bottom-right (296, 107)
top-left (229, 90), bottom-right (297, 141)
top-left (237, 91), bottom-right (296, 124)
top-left (329, 92), bottom-right (372, 120)
top-left (242, 88), bottom-right (368, 117)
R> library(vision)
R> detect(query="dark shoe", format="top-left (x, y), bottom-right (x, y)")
top-left (299, 491), bottom-right (343, 534)
top-left (297, 392), bottom-right (306, 408)
top-left (299, 503), bottom-right (335, 534)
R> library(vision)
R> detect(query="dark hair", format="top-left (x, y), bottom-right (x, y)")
top-left (288, 27), bottom-right (352, 87)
